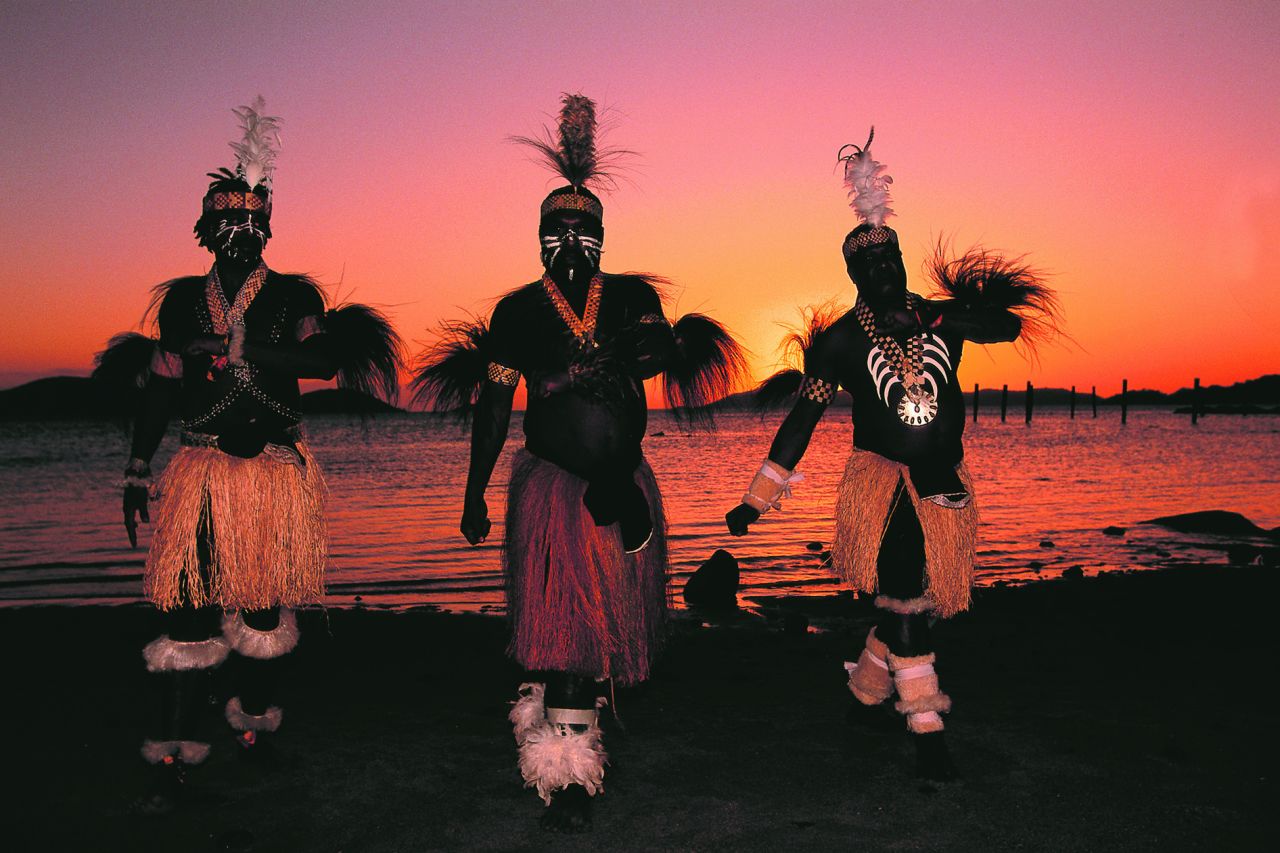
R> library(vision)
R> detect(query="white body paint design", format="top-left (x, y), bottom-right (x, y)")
top-left (866, 334), bottom-right (953, 407)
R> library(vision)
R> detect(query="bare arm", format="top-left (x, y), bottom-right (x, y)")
top-left (122, 357), bottom-right (181, 548)
top-left (932, 303), bottom-right (1020, 344)
top-left (725, 394), bottom-right (828, 535)
top-left (241, 336), bottom-right (339, 379)
top-left (460, 381), bottom-right (516, 544)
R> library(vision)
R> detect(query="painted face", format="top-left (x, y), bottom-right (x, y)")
top-left (846, 241), bottom-right (907, 313)
top-left (539, 210), bottom-right (603, 283)
top-left (213, 209), bottom-right (269, 263)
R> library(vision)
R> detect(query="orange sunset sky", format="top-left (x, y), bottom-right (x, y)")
top-left (2, 1), bottom-right (1277, 400)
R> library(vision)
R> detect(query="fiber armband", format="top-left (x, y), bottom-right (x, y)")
top-left (742, 459), bottom-right (804, 513)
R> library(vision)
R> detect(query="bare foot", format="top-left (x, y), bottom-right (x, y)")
top-left (540, 784), bottom-right (592, 833)
top-left (913, 731), bottom-right (959, 782)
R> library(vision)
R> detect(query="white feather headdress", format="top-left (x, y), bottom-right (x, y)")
top-left (229, 96), bottom-right (282, 191)
top-left (839, 127), bottom-right (894, 227)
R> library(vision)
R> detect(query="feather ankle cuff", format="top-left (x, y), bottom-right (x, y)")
top-left (141, 739), bottom-right (211, 765)
top-left (222, 609), bottom-right (299, 659)
top-left (517, 716), bottom-right (607, 805)
top-left (224, 697), bottom-right (283, 732)
top-left (143, 634), bottom-right (230, 673)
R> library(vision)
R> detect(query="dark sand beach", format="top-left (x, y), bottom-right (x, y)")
top-left (4, 563), bottom-right (1275, 852)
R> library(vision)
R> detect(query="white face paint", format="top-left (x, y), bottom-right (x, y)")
top-left (215, 214), bottom-right (268, 262)
top-left (540, 230), bottom-right (603, 277)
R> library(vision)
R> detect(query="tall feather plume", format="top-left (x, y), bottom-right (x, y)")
top-left (410, 317), bottom-right (494, 419)
top-left (662, 314), bottom-right (750, 429)
top-left (925, 238), bottom-right (1065, 358)
top-left (229, 96), bottom-right (282, 190)
top-left (839, 128), bottom-right (894, 227)
top-left (510, 93), bottom-right (630, 191)
top-left (751, 301), bottom-right (847, 411)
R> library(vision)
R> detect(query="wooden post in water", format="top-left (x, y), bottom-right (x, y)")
top-left (1070, 385), bottom-right (1076, 419)
top-left (1091, 385), bottom-right (1098, 418)
top-left (1121, 379), bottom-right (1128, 424)
top-left (1000, 384), bottom-right (1009, 423)
top-left (1025, 381), bottom-right (1034, 424)
top-left (1192, 377), bottom-right (1200, 425)
top-left (973, 383), bottom-right (979, 423)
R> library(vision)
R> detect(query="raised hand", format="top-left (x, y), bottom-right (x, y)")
top-left (725, 503), bottom-right (761, 536)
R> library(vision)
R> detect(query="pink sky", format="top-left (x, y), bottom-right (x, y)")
top-left (2, 1), bottom-right (1277, 397)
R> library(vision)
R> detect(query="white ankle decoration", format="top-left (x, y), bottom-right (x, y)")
top-left (517, 714), bottom-right (607, 805)
top-left (509, 682), bottom-right (547, 745)
top-left (224, 696), bottom-right (283, 732)
top-left (509, 681), bottom-right (607, 804)
top-left (221, 609), bottom-right (299, 659)
top-left (142, 634), bottom-right (231, 673)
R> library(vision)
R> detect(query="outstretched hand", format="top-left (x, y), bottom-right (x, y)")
top-left (461, 498), bottom-right (492, 545)
top-left (123, 485), bottom-right (150, 548)
top-left (725, 503), bottom-right (761, 536)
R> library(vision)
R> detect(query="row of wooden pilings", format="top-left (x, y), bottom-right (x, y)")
top-left (972, 378), bottom-right (1205, 425)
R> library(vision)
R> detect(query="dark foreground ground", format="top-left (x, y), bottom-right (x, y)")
top-left (3, 565), bottom-right (1276, 852)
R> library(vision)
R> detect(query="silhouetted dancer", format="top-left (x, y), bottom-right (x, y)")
top-left (727, 128), bottom-right (1060, 781)
top-left (413, 93), bottom-right (745, 832)
top-left (95, 97), bottom-right (401, 813)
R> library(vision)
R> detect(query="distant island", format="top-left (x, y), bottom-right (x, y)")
top-left (0, 374), bottom-right (1275, 420)
top-left (715, 374), bottom-right (1280, 414)
top-left (0, 377), bottom-right (404, 420)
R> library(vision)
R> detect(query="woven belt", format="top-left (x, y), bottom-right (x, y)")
top-left (180, 424), bottom-right (304, 447)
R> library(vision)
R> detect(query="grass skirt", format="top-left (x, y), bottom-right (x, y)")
top-left (505, 450), bottom-right (668, 686)
top-left (144, 444), bottom-right (327, 610)
top-left (831, 450), bottom-right (978, 617)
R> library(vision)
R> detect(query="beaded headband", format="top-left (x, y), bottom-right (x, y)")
top-left (842, 225), bottom-right (897, 259)
top-left (202, 189), bottom-right (271, 217)
top-left (541, 191), bottom-right (603, 221)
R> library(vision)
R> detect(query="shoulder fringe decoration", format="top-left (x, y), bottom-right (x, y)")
top-left (92, 331), bottom-right (159, 427)
top-left (141, 739), bottom-right (211, 766)
top-left (839, 127), bottom-right (893, 227)
top-left (752, 301), bottom-right (848, 412)
top-left (410, 316), bottom-right (492, 419)
top-left (142, 634), bottom-right (231, 673)
top-left (221, 609), bottom-right (299, 659)
top-left (225, 697), bottom-right (284, 733)
top-left (663, 313), bottom-right (750, 429)
top-left (511, 93), bottom-right (628, 193)
top-left (832, 451), bottom-right (978, 618)
top-left (246, 273), bottom-right (404, 405)
top-left (925, 239), bottom-right (1064, 357)
top-left (510, 683), bottom-right (606, 805)
top-left (323, 301), bottom-right (404, 404)
top-left (230, 96), bottom-right (282, 191)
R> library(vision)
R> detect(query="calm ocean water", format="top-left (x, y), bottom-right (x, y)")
top-left (0, 409), bottom-right (1276, 610)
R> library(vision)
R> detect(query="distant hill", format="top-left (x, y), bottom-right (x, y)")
top-left (0, 377), bottom-right (111, 419)
top-left (0, 376), bottom-right (401, 419)
top-left (3, 373), bottom-right (1276, 418)
top-left (715, 374), bottom-right (1280, 412)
